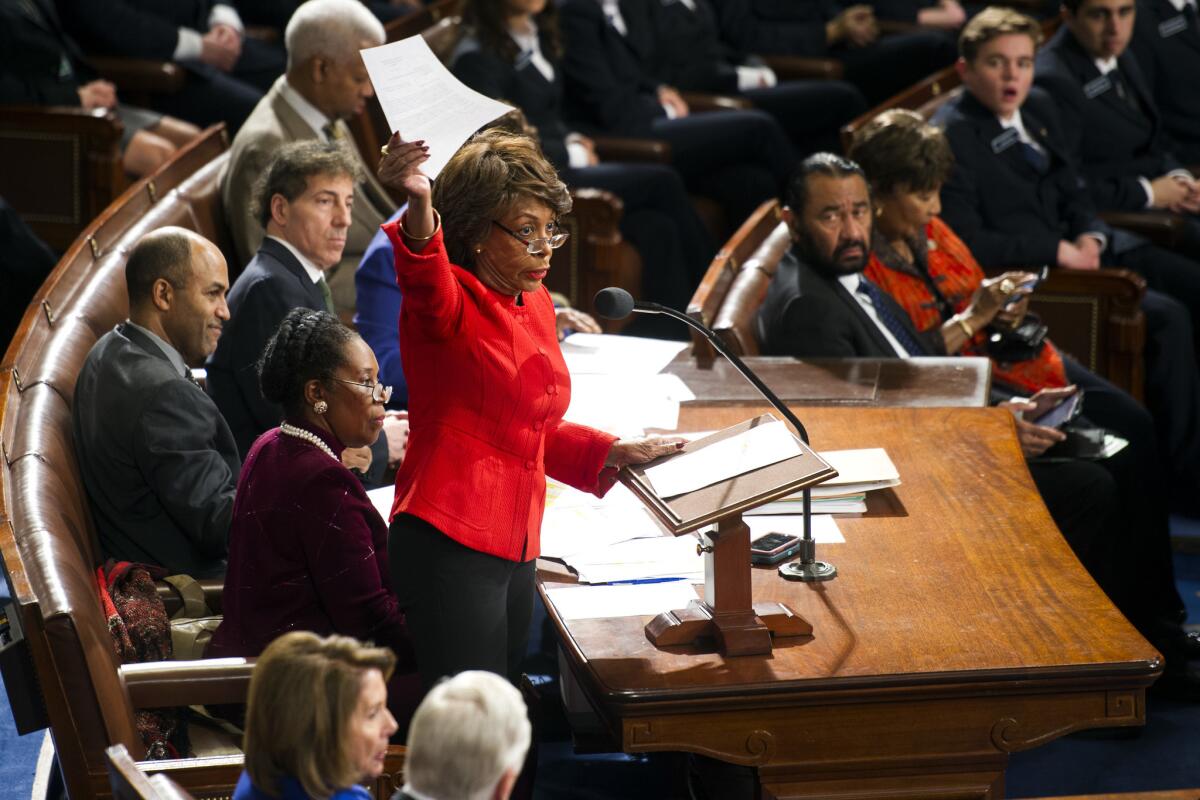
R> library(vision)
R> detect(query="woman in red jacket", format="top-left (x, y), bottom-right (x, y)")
top-left (377, 128), bottom-right (682, 688)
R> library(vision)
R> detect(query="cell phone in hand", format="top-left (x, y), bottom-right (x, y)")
top-left (750, 532), bottom-right (803, 565)
top-left (1004, 266), bottom-right (1050, 307)
top-left (1032, 389), bottom-right (1083, 429)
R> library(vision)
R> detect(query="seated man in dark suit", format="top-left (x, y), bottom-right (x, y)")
top-left (0, 0), bottom-right (200, 177)
top-left (558, 0), bottom-right (797, 230)
top-left (1035, 0), bottom-right (1200, 254)
top-left (634, 0), bottom-right (868, 154)
top-left (73, 227), bottom-right (239, 577)
top-left (760, 153), bottom-right (1200, 695)
top-left (55, 0), bottom-right (286, 133)
top-left (933, 6), bottom-right (1200, 505)
top-left (207, 140), bottom-right (404, 484)
top-left (709, 0), bottom-right (958, 104)
top-left (1130, 0), bottom-right (1200, 164)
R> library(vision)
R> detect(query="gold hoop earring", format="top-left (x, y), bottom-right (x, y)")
top-left (314, 400), bottom-right (328, 415)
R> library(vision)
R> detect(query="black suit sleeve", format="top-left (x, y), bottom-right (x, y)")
top-left (55, 0), bottom-right (195, 60)
top-left (869, 0), bottom-right (924, 23)
top-left (712, 0), bottom-right (831, 57)
top-left (230, 277), bottom-right (292, 435)
top-left (559, 0), bottom-right (666, 136)
top-left (132, 381), bottom-right (236, 559)
top-left (0, 70), bottom-right (81, 106)
top-left (779, 295), bottom-right (862, 358)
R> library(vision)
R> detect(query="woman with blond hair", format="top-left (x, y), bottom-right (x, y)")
top-left (235, 631), bottom-right (398, 800)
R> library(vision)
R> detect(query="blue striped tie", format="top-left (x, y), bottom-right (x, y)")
top-left (855, 277), bottom-right (927, 356)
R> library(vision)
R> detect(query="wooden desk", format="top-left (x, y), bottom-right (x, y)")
top-left (540, 405), bottom-right (1159, 800)
top-left (665, 356), bottom-right (992, 408)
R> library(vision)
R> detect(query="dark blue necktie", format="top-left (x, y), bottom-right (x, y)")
top-left (856, 277), bottom-right (927, 356)
top-left (1018, 140), bottom-right (1050, 175)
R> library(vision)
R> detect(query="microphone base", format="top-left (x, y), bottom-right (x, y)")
top-left (778, 559), bottom-right (838, 582)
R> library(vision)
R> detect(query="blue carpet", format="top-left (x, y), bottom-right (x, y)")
top-left (0, 577), bottom-right (47, 800)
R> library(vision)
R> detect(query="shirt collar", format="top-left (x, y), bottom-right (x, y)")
top-left (126, 320), bottom-right (190, 376)
top-left (278, 78), bottom-right (334, 140)
top-left (1093, 56), bottom-right (1118, 74)
top-left (837, 273), bottom-right (865, 293)
top-left (508, 18), bottom-right (540, 52)
top-left (267, 235), bottom-right (326, 284)
top-left (1166, 0), bottom-right (1193, 14)
top-left (998, 109), bottom-right (1029, 136)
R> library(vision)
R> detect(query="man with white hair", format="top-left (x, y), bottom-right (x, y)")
top-left (220, 0), bottom-right (395, 316)
top-left (398, 671), bottom-right (532, 800)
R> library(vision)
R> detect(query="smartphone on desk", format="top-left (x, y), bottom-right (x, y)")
top-left (750, 531), bottom-right (803, 565)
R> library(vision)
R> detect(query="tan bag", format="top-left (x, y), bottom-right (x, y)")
top-left (163, 574), bottom-right (222, 661)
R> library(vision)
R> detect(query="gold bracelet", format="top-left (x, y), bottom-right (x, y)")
top-left (400, 208), bottom-right (441, 241)
top-left (954, 316), bottom-right (974, 339)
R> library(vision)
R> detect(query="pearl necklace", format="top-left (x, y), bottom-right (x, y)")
top-left (279, 423), bottom-right (338, 461)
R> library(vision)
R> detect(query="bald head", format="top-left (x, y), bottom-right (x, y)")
top-left (126, 227), bottom-right (230, 366)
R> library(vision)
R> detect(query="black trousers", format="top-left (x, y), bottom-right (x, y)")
top-left (743, 79), bottom-right (868, 154)
top-left (562, 161), bottom-right (715, 314)
top-left (389, 513), bottom-right (536, 690)
top-left (651, 108), bottom-right (797, 228)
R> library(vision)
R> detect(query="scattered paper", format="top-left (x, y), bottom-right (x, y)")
top-left (568, 535), bottom-right (704, 584)
top-left (545, 582), bottom-right (699, 621)
top-left (560, 333), bottom-right (687, 376)
top-left (817, 448), bottom-right (899, 486)
top-left (564, 373), bottom-right (691, 436)
top-left (747, 515), bottom-right (844, 544)
top-left (540, 505), bottom-right (666, 560)
top-left (644, 420), bottom-right (802, 498)
top-left (366, 485), bottom-right (394, 523)
top-left (359, 36), bottom-right (513, 178)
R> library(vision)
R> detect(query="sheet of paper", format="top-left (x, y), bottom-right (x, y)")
top-left (567, 535), bottom-right (704, 584)
top-left (560, 333), bottom-right (688, 376)
top-left (644, 419), bottom-right (802, 498)
top-left (545, 582), bottom-right (700, 621)
top-left (564, 373), bottom-right (690, 436)
top-left (360, 36), bottom-right (513, 179)
top-left (746, 515), bottom-right (844, 544)
top-left (817, 448), bottom-right (899, 485)
top-left (540, 505), bottom-right (666, 560)
top-left (366, 485), bottom-right (394, 523)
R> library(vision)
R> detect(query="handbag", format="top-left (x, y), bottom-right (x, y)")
top-left (161, 574), bottom-right (221, 662)
top-left (986, 312), bottom-right (1049, 363)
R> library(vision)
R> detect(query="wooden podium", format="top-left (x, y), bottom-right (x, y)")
top-left (619, 414), bottom-right (836, 656)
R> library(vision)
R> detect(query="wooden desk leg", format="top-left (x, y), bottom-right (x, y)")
top-left (645, 517), bottom-right (812, 655)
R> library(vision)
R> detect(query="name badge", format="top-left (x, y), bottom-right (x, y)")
top-left (990, 128), bottom-right (1020, 154)
top-left (1083, 75), bottom-right (1112, 99)
top-left (1159, 15), bottom-right (1188, 37)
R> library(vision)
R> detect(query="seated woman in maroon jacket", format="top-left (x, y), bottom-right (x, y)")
top-left (209, 308), bottom-right (418, 724)
top-left (376, 129), bottom-right (683, 689)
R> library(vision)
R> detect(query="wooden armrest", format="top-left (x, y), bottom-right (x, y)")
top-left (89, 57), bottom-right (186, 94)
top-left (878, 19), bottom-right (920, 34)
top-left (759, 55), bottom-right (844, 80)
top-left (1099, 210), bottom-right (1184, 248)
top-left (120, 658), bottom-right (254, 709)
top-left (242, 25), bottom-right (280, 43)
top-left (0, 105), bottom-right (123, 137)
top-left (681, 92), bottom-right (754, 112)
top-left (569, 188), bottom-right (624, 246)
top-left (591, 135), bottom-right (671, 163)
top-left (156, 577), bottom-right (224, 616)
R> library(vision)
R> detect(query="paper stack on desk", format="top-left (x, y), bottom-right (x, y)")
top-left (745, 447), bottom-right (899, 516)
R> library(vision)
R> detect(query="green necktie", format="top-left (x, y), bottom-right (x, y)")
top-left (316, 277), bottom-right (335, 314)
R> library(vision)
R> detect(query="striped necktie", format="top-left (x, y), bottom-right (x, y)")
top-left (855, 277), bottom-right (927, 356)
top-left (316, 277), bottom-right (336, 314)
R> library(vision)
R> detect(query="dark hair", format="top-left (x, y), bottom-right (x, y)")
top-left (848, 109), bottom-right (954, 196)
top-left (253, 140), bottom-right (363, 230)
top-left (959, 6), bottom-right (1043, 61)
top-left (125, 227), bottom-right (194, 306)
top-left (785, 152), bottom-right (868, 215)
top-left (463, 0), bottom-right (563, 63)
top-left (432, 128), bottom-right (571, 269)
top-left (258, 309), bottom-right (357, 415)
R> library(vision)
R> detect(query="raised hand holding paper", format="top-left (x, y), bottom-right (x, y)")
top-left (359, 36), bottom-right (513, 178)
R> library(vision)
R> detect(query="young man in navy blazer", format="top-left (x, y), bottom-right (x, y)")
top-left (1035, 0), bottom-right (1200, 254)
top-left (1130, 0), bottom-right (1200, 164)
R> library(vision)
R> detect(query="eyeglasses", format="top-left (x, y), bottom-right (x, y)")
top-left (333, 378), bottom-right (393, 404)
top-left (491, 220), bottom-right (570, 255)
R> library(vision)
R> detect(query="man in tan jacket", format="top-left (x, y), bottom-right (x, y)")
top-left (220, 0), bottom-right (395, 317)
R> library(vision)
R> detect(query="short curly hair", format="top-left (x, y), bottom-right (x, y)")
top-left (432, 128), bottom-right (571, 269)
top-left (848, 109), bottom-right (955, 197)
top-left (253, 140), bottom-right (363, 230)
top-left (258, 308), bottom-right (358, 416)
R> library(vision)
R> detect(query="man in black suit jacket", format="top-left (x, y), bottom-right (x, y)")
top-left (74, 227), bottom-right (238, 577)
top-left (55, 0), bottom-right (285, 133)
top-left (709, 0), bottom-right (958, 104)
top-left (558, 0), bottom-right (797, 228)
top-left (760, 153), bottom-right (1200, 692)
top-left (1131, 0), bottom-right (1200, 164)
top-left (934, 8), bottom-right (1200, 506)
top-left (207, 140), bottom-right (398, 484)
top-left (636, 0), bottom-right (868, 154)
top-left (1035, 0), bottom-right (1200, 251)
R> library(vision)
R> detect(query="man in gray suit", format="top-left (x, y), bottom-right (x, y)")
top-left (73, 227), bottom-right (239, 577)
top-left (220, 0), bottom-right (394, 317)
top-left (208, 140), bottom-right (406, 482)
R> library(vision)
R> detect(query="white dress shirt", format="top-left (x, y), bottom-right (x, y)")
top-left (838, 274), bottom-right (915, 358)
top-left (267, 235), bottom-right (326, 284)
top-left (278, 79), bottom-right (336, 141)
top-left (1166, 0), bottom-right (1197, 14)
top-left (173, 3), bottom-right (244, 62)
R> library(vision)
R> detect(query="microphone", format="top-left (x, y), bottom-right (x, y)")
top-left (592, 288), bottom-right (836, 582)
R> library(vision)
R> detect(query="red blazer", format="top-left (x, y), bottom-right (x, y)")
top-left (385, 221), bottom-right (618, 561)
